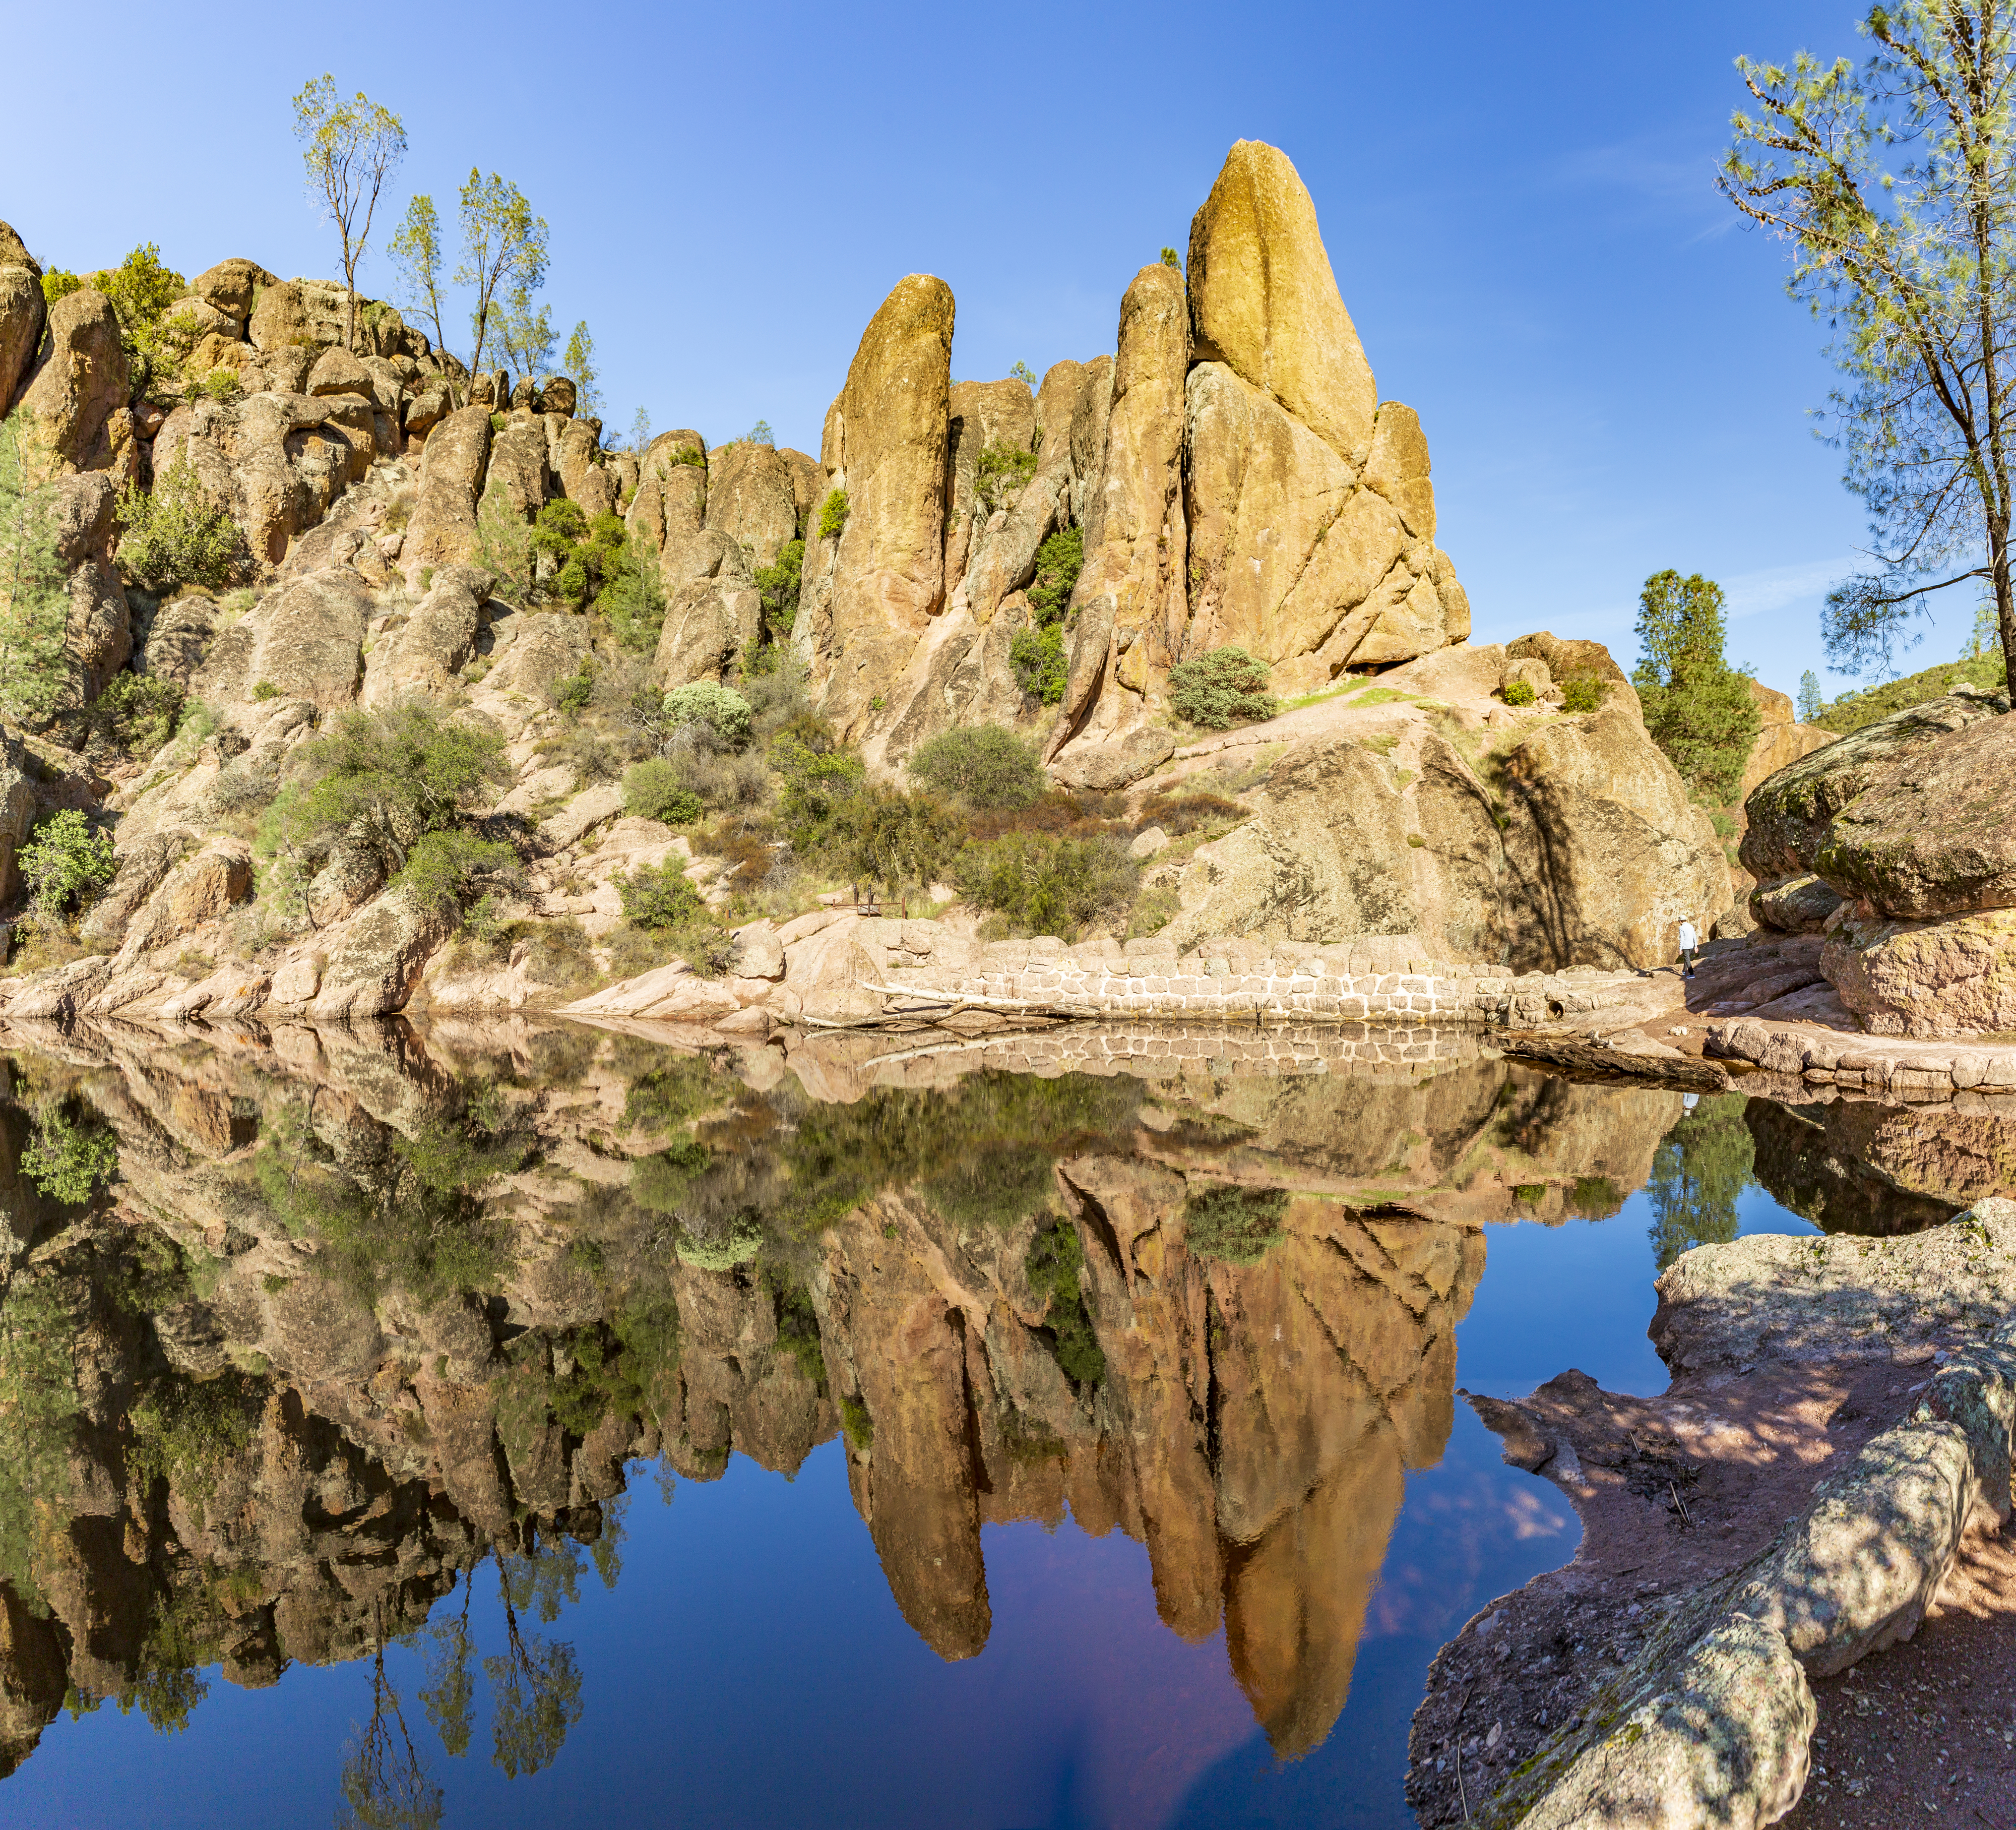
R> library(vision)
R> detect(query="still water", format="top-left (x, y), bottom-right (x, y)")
top-left (0, 1018), bottom-right (1943, 1828)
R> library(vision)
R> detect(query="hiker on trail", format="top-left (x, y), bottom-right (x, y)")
top-left (1677, 916), bottom-right (1699, 980)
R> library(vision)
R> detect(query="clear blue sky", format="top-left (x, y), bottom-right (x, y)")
top-left (7, 0), bottom-right (1959, 701)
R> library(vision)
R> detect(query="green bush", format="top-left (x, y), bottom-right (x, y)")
top-left (1182, 1184), bottom-right (1287, 1264)
top-left (821, 786), bottom-right (961, 904)
top-left (951, 830), bottom-right (1138, 939)
top-left (973, 443), bottom-right (1037, 515)
top-left (1011, 623), bottom-right (1067, 703)
top-left (396, 830), bottom-right (521, 916)
top-left (1560, 677), bottom-right (1608, 714)
top-left (19, 810), bottom-right (115, 915)
top-left (1501, 678), bottom-right (1536, 707)
top-left (817, 489), bottom-right (849, 539)
top-left (663, 682), bottom-right (752, 748)
top-left (1026, 526), bottom-right (1082, 624)
top-left (907, 725), bottom-right (1046, 808)
top-left (617, 860), bottom-right (704, 929)
top-left (600, 548), bottom-right (666, 652)
top-left (552, 663), bottom-right (595, 713)
top-left (1169, 646), bottom-right (1278, 729)
top-left (115, 461), bottom-right (244, 592)
top-left (261, 701), bottom-right (510, 883)
top-left (90, 672), bottom-right (184, 758)
top-left (198, 367), bottom-right (241, 403)
top-left (251, 680), bottom-right (280, 701)
top-left (40, 269), bottom-right (81, 307)
top-left (752, 537), bottom-right (803, 645)
top-left (616, 862), bottom-right (734, 977)
top-left (631, 1138), bottom-right (710, 1213)
top-left (621, 760), bottom-right (704, 825)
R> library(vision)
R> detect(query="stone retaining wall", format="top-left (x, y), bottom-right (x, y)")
top-left (872, 928), bottom-right (1648, 1028)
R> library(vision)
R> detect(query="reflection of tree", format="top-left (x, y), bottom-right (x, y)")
top-left (338, 1623), bottom-right (443, 1830)
top-left (417, 1571), bottom-right (477, 1760)
top-left (1647, 1094), bottom-right (1755, 1268)
top-left (485, 1552), bottom-right (583, 1780)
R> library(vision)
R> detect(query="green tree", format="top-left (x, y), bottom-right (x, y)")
top-left (626, 407), bottom-right (651, 455)
top-left (455, 171), bottom-right (549, 383)
top-left (1009, 361), bottom-right (1038, 386)
top-left (19, 810), bottom-right (116, 916)
top-left (562, 321), bottom-right (600, 417)
top-left (1796, 668), bottom-right (1824, 721)
top-left (1168, 645), bottom-right (1278, 729)
top-left (389, 196), bottom-right (453, 385)
top-left (752, 536), bottom-right (802, 645)
top-left (0, 416), bottom-right (71, 724)
top-left (1722, 6), bottom-right (2016, 680)
top-left (1967, 593), bottom-right (1999, 659)
top-left (115, 460), bottom-right (244, 592)
top-left (1631, 571), bottom-right (1761, 803)
top-left (1646, 1094), bottom-right (1755, 1269)
top-left (908, 725), bottom-right (1045, 808)
top-left (21, 1104), bottom-right (119, 1205)
top-left (1159, 247), bottom-right (1181, 268)
top-left (484, 1558), bottom-right (583, 1779)
top-left (292, 76), bottom-right (407, 353)
top-left (496, 283), bottom-right (553, 386)
top-left (741, 419), bottom-right (774, 446)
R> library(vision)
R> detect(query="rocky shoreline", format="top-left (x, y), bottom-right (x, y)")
top-left (1411, 1205), bottom-right (2016, 1828)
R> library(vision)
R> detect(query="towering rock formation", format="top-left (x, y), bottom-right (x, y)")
top-left (797, 140), bottom-right (1471, 769)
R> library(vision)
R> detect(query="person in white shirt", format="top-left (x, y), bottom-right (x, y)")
top-left (1676, 917), bottom-right (1699, 979)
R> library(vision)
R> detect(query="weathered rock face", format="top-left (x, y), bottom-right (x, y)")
top-left (48, 471), bottom-right (132, 703)
top-left (14, 288), bottom-right (129, 477)
top-left (794, 274), bottom-right (955, 737)
top-left (1164, 730), bottom-right (1503, 958)
top-left (1499, 698), bottom-right (1732, 970)
top-left (362, 563), bottom-right (486, 703)
top-left (245, 569), bottom-right (369, 708)
top-left (1740, 679), bottom-right (1835, 801)
top-left (0, 220), bottom-right (44, 413)
top-left (1740, 689), bottom-right (2004, 885)
top-left (1162, 658), bottom-right (1728, 970)
top-left (942, 376), bottom-right (1037, 587)
top-left (1065, 265), bottom-right (1189, 718)
top-left (1186, 139), bottom-right (1377, 466)
top-left (1750, 872), bottom-right (1843, 935)
top-left (653, 539), bottom-right (762, 688)
top-left (1813, 713), bottom-right (2016, 918)
top-left (402, 406), bottom-right (493, 576)
top-left (186, 256), bottom-right (277, 324)
top-left (704, 440), bottom-right (798, 569)
top-left (308, 891), bottom-right (448, 1020)
top-left (1820, 905), bottom-right (2016, 1038)
top-left (151, 391), bottom-right (370, 568)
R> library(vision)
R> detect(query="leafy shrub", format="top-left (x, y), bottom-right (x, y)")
top-left (552, 663), bottom-right (595, 713)
top-left (1501, 678), bottom-right (1536, 707)
top-left (631, 1138), bottom-right (710, 1213)
top-left (951, 830), bottom-right (1138, 940)
top-left (621, 759), bottom-right (703, 825)
top-left (908, 725), bottom-right (1045, 809)
top-left (1011, 623), bottom-right (1067, 703)
top-left (822, 786), bottom-right (961, 905)
top-left (261, 702), bottom-right (510, 883)
top-left (396, 830), bottom-right (521, 916)
top-left (752, 537), bottom-right (803, 645)
top-left (89, 672), bottom-right (184, 759)
top-left (1182, 1184), bottom-right (1288, 1264)
top-left (663, 682), bottom-right (752, 748)
top-left (616, 861), bottom-right (735, 976)
top-left (1560, 676), bottom-right (1608, 713)
top-left (817, 489), bottom-right (849, 539)
top-left (40, 269), bottom-right (82, 306)
top-left (251, 680), bottom-right (280, 701)
top-left (617, 860), bottom-right (704, 929)
top-left (19, 810), bottom-right (115, 915)
top-left (1169, 646), bottom-right (1278, 729)
top-left (198, 367), bottom-right (241, 403)
top-left (1160, 247), bottom-right (1181, 268)
top-left (973, 443), bottom-right (1037, 515)
top-left (474, 492), bottom-right (533, 603)
top-left (115, 461), bottom-right (244, 592)
top-left (1026, 526), bottom-right (1082, 624)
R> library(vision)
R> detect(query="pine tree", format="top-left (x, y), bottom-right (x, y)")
top-left (562, 321), bottom-right (600, 418)
top-left (1631, 570), bottom-right (1761, 804)
top-left (0, 417), bottom-right (72, 726)
top-left (1796, 669), bottom-right (1823, 722)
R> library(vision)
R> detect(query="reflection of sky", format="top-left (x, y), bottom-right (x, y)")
top-left (1, 1185), bottom-right (1824, 1830)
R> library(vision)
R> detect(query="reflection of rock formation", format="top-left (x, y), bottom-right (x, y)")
top-left (0, 1014), bottom-right (1700, 1776)
top-left (1744, 1096), bottom-right (1969, 1234)
top-left (815, 1170), bottom-right (1484, 1753)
